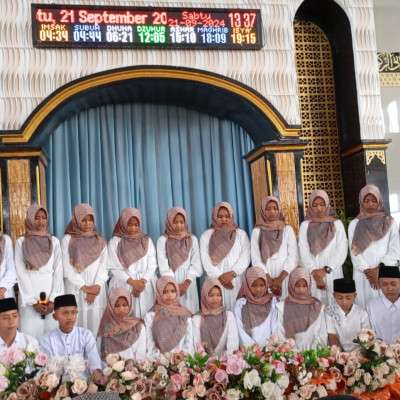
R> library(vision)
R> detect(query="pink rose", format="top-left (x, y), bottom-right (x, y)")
top-left (354, 369), bottom-right (362, 381)
top-left (214, 369), bottom-right (228, 386)
top-left (316, 385), bottom-right (328, 397)
top-left (226, 355), bottom-right (245, 375)
top-left (272, 360), bottom-right (286, 374)
top-left (0, 375), bottom-right (9, 392)
top-left (373, 366), bottom-right (383, 380)
top-left (347, 377), bottom-right (355, 387)
top-left (343, 364), bottom-right (356, 376)
top-left (16, 380), bottom-right (38, 400)
top-left (326, 379), bottom-right (337, 391)
top-left (364, 372), bottom-right (372, 386)
top-left (335, 352), bottom-right (349, 365)
top-left (34, 353), bottom-right (48, 367)
top-left (329, 367), bottom-right (343, 382)
top-left (1, 347), bottom-right (26, 365)
top-left (299, 384), bottom-right (313, 399)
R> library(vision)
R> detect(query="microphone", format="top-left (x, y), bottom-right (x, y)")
top-left (39, 292), bottom-right (47, 320)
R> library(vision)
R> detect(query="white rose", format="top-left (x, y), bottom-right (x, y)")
top-left (0, 364), bottom-right (6, 377)
top-left (71, 379), bottom-right (88, 395)
top-left (159, 355), bottom-right (169, 367)
top-left (103, 367), bottom-right (113, 376)
top-left (26, 342), bottom-right (40, 355)
top-left (112, 360), bottom-right (126, 372)
top-left (44, 372), bottom-right (59, 389)
top-left (261, 381), bottom-right (276, 397)
top-left (106, 354), bottom-right (120, 366)
top-left (131, 394), bottom-right (142, 400)
top-left (226, 388), bottom-right (242, 400)
top-left (243, 370), bottom-right (261, 390)
top-left (121, 371), bottom-right (136, 381)
top-left (276, 374), bottom-right (290, 389)
top-left (157, 365), bottom-right (168, 378)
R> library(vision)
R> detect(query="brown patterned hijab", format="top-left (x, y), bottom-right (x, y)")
top-left (305, 190), bottom-right (337, 256)
top-left (112, 208), bottom-right (149, 269)
top-left (97, 287), bottom-right (143, 360)
top-left (22, 204), bottom-right (53, 269)
top-left (283, 268), bottom-right (323, 340)
top-left (151, 276), bottom-right (192, 353)
top-left (65, 204), bottom-right (107, 273)
top-left (209, 202), bottom-right (238, 266)
top-left (351, 185), bottom-right (393, 256)
top-left (237, 267), bottom-right (274, 337)
top-left (255, 196), bottom-right (286, 264)
top-left (164, 207), bottom-right (192, 272)
top-left (199, 279), bottom-right (227, 355)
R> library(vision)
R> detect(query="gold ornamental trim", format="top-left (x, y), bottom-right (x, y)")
top-left (366, 150), bottom-right (386, 166)
top-left (341, 143), bottom-right (388, 158)
top-left (245, 144), bottom-right (306, 163)
top-left (0, 150), bottom-right (49, 166)
top-left (266, 159), bottom-right (273, 196)
top-left (0, 69), bottom-right (298, 144)
top-left (36, 166), bottom-right (41, 204)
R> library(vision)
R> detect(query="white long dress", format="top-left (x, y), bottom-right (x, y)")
top-left (144, 311), bottom-right (194, 361)
top-left (192, 311), bottom-right (239, 357)
top-left (200, 229), bottom-right (250, 311)
top-left (298, 220), bottom-right (348, 306)
top-left (15, 236), bottom-right (64, 339)
top-left (234, 297), bottom-right (278, 347)
top-left (348, 219), bottom-right (400, 309)
top-left (276, 300), bottom-right (328, 351)
top-left (108, 236), bottom-right (157, 318)
top-left (157, 235), bottom-right (202, 314)
top-left (251, 226), bottom-right (298, 300)
top-left (0, 234), bottom-right (17, 299)
top-left (62, 234), bottom-right (109, 337)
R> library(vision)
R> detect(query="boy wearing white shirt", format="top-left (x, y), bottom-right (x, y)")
top-left (0, 298), bottom-right (38, 355)
top-left (40, 294), bottom-right (101, 373)
top-left (366, 266), bottom-right (400, 344)
top-left (325, 278), bottom-right (370, 351)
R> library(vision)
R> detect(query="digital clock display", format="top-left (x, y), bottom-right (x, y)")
top-left (31, 4), bottom-right (262, 49)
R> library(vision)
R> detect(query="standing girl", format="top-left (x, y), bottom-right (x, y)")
top-left (15, 204), bottom-right (64, 339)
top-left (62, 203), bottom-right (108, 337)
top-left (97, 287), bottom-right (146, 361)
top-left (144, 276), bottom-right (193, 361)
top-left (200, 202), bottom-right (250, 311)
top-left (276, 268), bottom-right (327, 351)
top-left (157, 207), bottom-right (202, 313)
top-left (108, 207), bottom-right (157, 318)
top-left (349, 185), bottom-right (400, 308)
top-left (192, 278), bottom-right (239, 357)
top-left (251, 196), bottom-right (298, 299)
top-left (234, 267), bottom-right (278, 347)
top-left (299, 190), bottom-right (348, 305)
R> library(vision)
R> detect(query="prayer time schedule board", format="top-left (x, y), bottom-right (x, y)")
top-left (32, 4), bottom-right (263, 50)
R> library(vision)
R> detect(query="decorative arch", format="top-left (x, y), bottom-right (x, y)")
top-left (0, 66), bottom-right (300, 148)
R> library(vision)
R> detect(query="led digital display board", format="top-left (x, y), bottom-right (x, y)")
top-left (32, 4), bottom-right (262, 50)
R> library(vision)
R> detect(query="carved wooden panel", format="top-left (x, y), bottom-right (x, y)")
top-left (275, 152), bottom-right (299, 236)
top-left (7, 159), bottom-right (31, 244)
top-left (250, 156), bottom-right (268, 217)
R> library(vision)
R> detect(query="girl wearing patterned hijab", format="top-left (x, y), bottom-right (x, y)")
top-left (299, 190), bottom-right (348, 306)
top-left (251, 196), bottom-right (298, 299)
top-left (108, 208), bottom-right (157, 318)
top-left (200, 202), bottom-right (251, 311)
top-left (348, 185), bottom-right (400, 308)
top-left (192, 278), bottom-right (239, 357)
top-left (98, 287), bottom-right (146, 361)
top-left (62, 203), bottom-right (108, 337)
top-left (276, 268), bottom-right (327, 351)
top-left (233, 267), bottom-right (278, 347)
top-left (144, 276), bottom-right (194, 361)
top-left (15, 204), bottom-right (62, 339)
top-left (157, 207), bottom-right (202, 313)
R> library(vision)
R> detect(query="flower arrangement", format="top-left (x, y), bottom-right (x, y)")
top-left (3, 330), bottom-right (400, 400)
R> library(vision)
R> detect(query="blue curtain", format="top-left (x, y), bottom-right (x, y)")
top-left (44, 103), bottom-right (255, 242)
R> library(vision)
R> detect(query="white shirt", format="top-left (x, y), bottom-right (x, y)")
top-left (144, 311), bottom-right (194, 361)
top-left (0, 331), bottom-right (38, 356)
top-left (366, 296), bottom-right (400, 344)
top-left (251, 226), bottom-right (298, 299)
top-left (200, 228), bottom-right (250, 311)
top-left (276, 300), bottom-right (328, 351)
top-left (299, 220), bottom-right (348, 305)
top-left (325, 303), bottom-right (370, 352)
top-left (234, 297), bottom-right (278, 347)
top-left (192, 310), bottom-right (239, 357)
top-left (0, 234), bottom-right (17, 298)
top-left (40, 326), bottom-right (102, 371)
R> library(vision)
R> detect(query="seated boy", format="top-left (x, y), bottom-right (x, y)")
top-left (366, 265), bottom-right (400, 344)
top-left (40, 294), bottom-right (101, 373)
top-left (0, 297), bottom-right (38, 355)
top-left (325, 278), bottom-right (370, 351)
